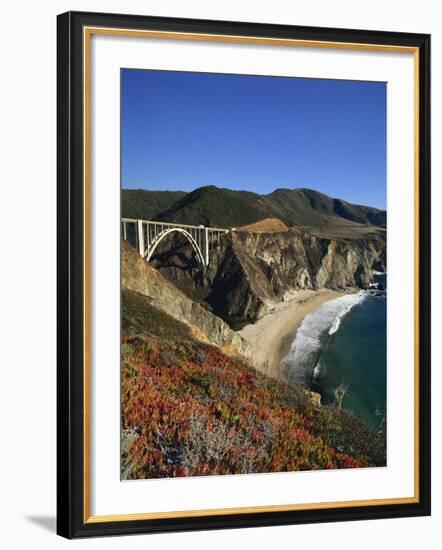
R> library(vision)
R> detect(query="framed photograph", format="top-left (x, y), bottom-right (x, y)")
top-left (57, 11), bottom-right (431, 538)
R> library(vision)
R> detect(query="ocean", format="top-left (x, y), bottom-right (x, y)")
top-left (281, 274), bottom-right (386, 434)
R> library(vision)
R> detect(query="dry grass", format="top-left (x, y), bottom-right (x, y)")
top-left (236, 218), bottom-right (289, 233)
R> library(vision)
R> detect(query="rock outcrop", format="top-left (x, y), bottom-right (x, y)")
top-left (151, 227), bottom-right (386, 323)
top-left (208, 229), bottom-right (386, 320)
top-left (122, 241), bottom-right (252, 359)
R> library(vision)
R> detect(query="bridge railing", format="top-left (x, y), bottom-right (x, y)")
top-left (122, 218), bottom-right (228, 232)
top-left (121, 219), bottom-right (139, 250)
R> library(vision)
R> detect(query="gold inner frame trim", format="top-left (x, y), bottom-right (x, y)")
top-left (83, 26), bottom-right (420, 524)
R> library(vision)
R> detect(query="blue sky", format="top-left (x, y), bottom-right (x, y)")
top-left (121, 69), bottom-right (386, 209)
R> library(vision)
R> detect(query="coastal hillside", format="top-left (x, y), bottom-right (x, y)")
top-left (122, 186), bottom-right (386, 229)
top-left (149, 228), bottom-right (386, 323)
top-left (121, 287), bottom-right (386, 479)
top-left (122, 241), bottom-right (251, 358)
top-left (122, 189), bottom-right (186, 220)
top-left (267, 188), bottom-right (386, 227)
top-left (206, 230), bottom-right (386, 322)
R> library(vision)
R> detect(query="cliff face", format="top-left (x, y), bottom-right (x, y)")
top-left (205, 229), bottom-right (386, 321)
top-left (151, 228), bottom-right (386, 322)
top-left (121, 241), bottom-right (251, 358)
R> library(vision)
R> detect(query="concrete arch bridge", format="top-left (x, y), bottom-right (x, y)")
top-left (121, 218), bottom-right (229, 267)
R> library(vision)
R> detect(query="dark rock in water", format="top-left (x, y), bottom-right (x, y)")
top-left (372, 258), bottom-right (387, 272)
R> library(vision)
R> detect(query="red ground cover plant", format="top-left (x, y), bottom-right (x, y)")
top-left (121, 290), bottom-right (385, 479)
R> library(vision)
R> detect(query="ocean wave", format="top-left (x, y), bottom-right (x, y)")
top-left (328, 293), bottom-right (366, 335)
top-left (312, 361), bottom-right (325, 381)
top-left (281, 291), bottom-right (366, 386)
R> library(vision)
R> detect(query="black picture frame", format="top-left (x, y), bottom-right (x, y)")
top-left (57, 10), bottom-right (431, 539)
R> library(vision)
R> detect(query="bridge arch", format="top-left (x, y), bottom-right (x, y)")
top-left (145, 227), bottom-right (206, 266)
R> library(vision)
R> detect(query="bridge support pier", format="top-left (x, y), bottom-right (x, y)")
top-left (137, 219), bottom-right (145, 257)
top-left (202, 227), bottom-right (209, 267)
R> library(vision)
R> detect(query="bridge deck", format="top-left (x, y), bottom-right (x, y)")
top-left (122, 218), bottom-right (228, 233)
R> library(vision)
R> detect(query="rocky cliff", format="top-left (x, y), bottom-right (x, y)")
top-left (122, 241), bottom-right (251, 358)
top-left (151, 227), bottom-right (386, 322)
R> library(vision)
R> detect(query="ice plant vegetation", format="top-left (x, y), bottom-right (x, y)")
top-left (121, 290), bottom-right (385, 479)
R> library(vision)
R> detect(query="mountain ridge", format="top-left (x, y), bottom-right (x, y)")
top-left (122, 186), bottom-right (386, 229)
top-left (122, 189), bottom-right (187, 220)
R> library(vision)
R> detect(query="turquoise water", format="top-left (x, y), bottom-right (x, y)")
top-left (312, 288), bottom-right (386, 432)
top-left (282, 275), bottom-right (386, 433)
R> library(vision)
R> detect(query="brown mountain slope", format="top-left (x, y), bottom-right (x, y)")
top-left (236, 218), bottom-right (289, 233)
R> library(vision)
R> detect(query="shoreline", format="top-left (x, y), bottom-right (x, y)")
top-left (238, 289), bottom-right (346, 380)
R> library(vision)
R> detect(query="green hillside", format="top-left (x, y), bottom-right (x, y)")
top-left (122, 189), bottom-right (186, 220)
top-left (268, 188), bottom-right (386, 227)
top-left (155, 185), bottom-right (282, 227)
top-left (122, 186), bottom-right (386, 229)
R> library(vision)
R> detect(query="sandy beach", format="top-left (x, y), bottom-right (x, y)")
top-left (238, 289), bottom-right (345, 380)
